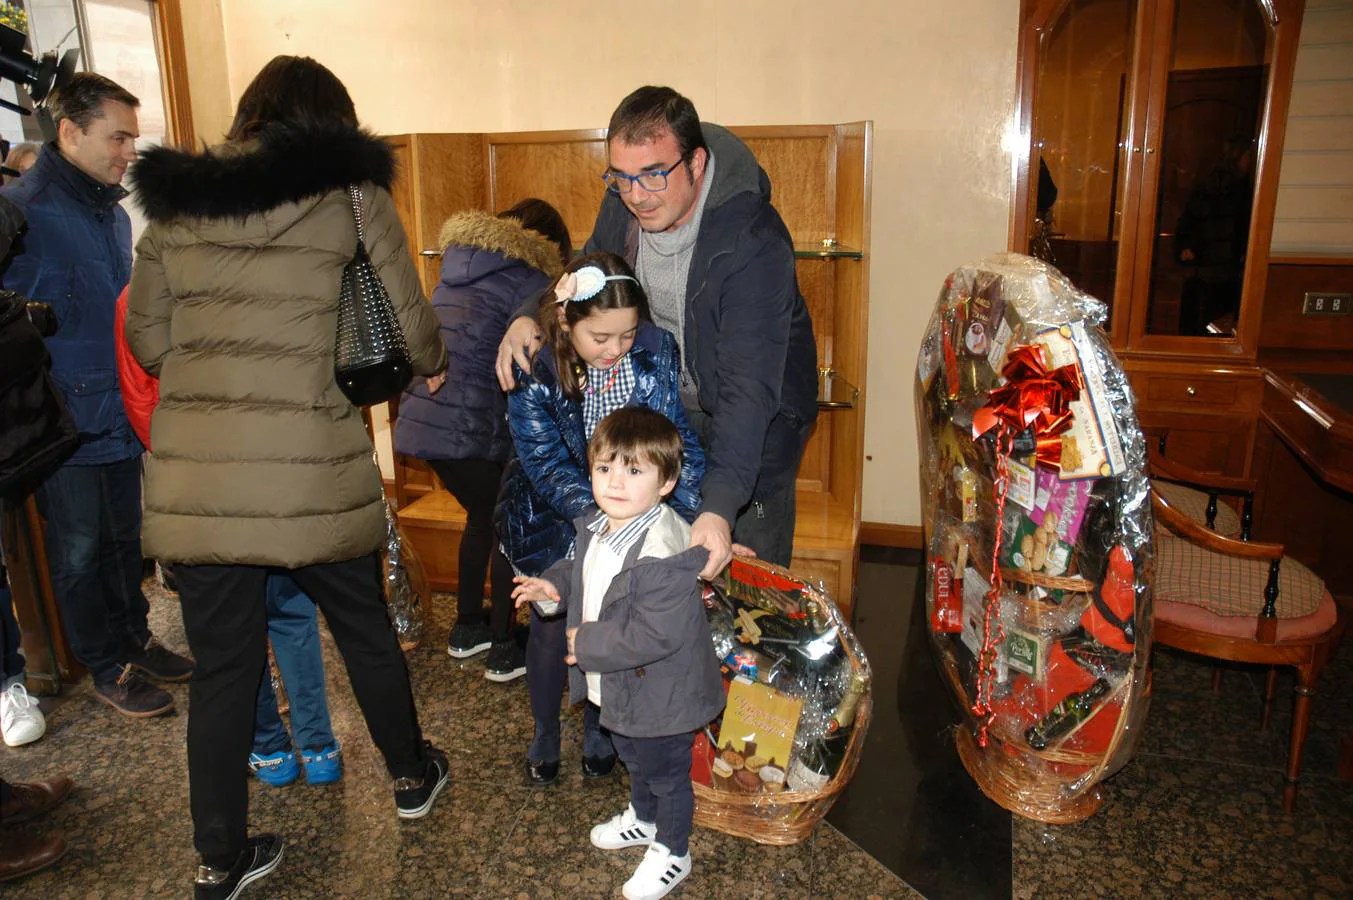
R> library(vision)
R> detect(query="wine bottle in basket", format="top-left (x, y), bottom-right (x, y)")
top-left (1023, 677), bottom-right (1112, 750)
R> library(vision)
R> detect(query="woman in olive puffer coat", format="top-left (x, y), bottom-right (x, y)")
top-left (125, 55), bottom-right (450, 891)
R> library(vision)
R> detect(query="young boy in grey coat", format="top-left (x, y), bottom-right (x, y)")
top-left (513, 407), bottom-right (725, 900)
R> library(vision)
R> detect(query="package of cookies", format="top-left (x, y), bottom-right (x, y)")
top-left (915, 253), bottom-right (1153, 824)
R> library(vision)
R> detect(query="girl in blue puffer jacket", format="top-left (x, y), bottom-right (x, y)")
top-left (495, 252), bottom-right (704, 786)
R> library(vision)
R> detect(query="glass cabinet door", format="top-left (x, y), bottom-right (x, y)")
top-left (1137, 0), bottom-right (1271, 340)
top-left (1025, 0), bottom-right (1143, 335)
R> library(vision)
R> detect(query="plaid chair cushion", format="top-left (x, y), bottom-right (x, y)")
top-left (1154, 481), bottom-right (1242, 538)
top-left (1155, 531), bottom-right (1325, 618)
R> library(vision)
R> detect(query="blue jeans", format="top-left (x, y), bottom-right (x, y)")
top-left (252, 574), bottom-right (335, 755)
top-left (34, 457), bottom-right (150, 684)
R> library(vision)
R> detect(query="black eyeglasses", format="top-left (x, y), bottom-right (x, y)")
top-left (601, 156), bottom-right (686, 194)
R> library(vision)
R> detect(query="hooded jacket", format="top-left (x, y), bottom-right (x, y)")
top-left (494, 321), bottom-right (705, 576)
top-left (394, 211), bottom-right (562, 463)
top-left (541, 505), bottom-right (726, 738)
top-left (584, 124), bottom-right (819, 523)
top-left (0, 145), bottom-right (142, 465)
top-left (124, 124), bottom-right (447, 567)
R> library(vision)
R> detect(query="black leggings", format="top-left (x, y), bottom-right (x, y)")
top-left (428, 458), bottom-right (514, 642)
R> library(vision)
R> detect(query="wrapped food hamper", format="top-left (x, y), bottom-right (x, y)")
top-left (692, 557), bottom-right (872, 845)
top-left (914, 253), bottom-right (1153, 823)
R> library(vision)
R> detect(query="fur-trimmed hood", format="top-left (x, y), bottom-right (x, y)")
top-left (129, 123), bottom-right (396, 223)
top-left (436, 210), bottom-right (565, 280)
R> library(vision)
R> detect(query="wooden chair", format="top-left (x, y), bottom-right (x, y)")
top-left (1149, 453), bottom-right (1345, 813)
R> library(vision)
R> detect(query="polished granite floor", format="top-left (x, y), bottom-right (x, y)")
top-left (3, 548), bottom-right (1351, 898)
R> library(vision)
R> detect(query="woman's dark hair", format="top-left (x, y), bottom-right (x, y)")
top-left (538, 252), bottom-right (650, 402)
top-left (497, 198), bottom-right (572, 267)
top-left (225, 56), bottom-right (358, 142)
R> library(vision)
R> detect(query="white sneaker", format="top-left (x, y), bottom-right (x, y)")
top-left (622, 842), bottom-right (691, 900)
top-left (590, 804), bottom-right (657, 850)
top-left (1, 683), bottom-right (46, 747)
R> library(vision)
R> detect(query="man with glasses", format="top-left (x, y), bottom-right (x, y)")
top-left (498, 85), bottom-right (817, 578)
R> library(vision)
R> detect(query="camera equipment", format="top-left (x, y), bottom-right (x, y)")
top-left (0, 22), bottom-right (79, 152)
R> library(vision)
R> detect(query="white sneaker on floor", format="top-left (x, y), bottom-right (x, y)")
top-left (590, 804), bottom-right (656, 850)
top-left (622, 842), bottom-right (691, 900)
top-left (1, 683), bottom-right (46, 747)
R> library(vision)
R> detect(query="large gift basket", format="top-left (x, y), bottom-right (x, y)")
top-left (914, 253), bottom-right (1153, 823)
top-left (691, 557), bottom-right (872, 845)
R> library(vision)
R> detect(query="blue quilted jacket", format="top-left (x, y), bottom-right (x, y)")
top-left (494, 321), bottom-right (705, 576)
top-left (394, 211), bottom-right (561, 462)
top-left (0, 146), bottom-right (140, 465)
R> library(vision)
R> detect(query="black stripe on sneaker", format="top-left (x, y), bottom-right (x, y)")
top-left (661, 864), bottom-right (681, 884)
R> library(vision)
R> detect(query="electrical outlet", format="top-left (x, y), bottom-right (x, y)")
top-left (1301, 292), bottom-right (1352, 316)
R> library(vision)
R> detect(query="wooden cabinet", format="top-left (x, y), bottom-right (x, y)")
top-left (1011, 0), bottom-right (1305, 477)
top-left (384, 124), bottom-right (872, 615)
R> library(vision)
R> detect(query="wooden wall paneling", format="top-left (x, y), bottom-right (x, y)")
top-left (795, 259), bottom-right (834, 494)
top-left (1259, 260), bottom-right (1353, 350)
top-left (1252, 421), bottom-right (1353, 598)
top-left (411, 134), bottom-right (487, 255)
top-left (152, 0), bottom-right (195, 149)
top-left (485, 130), bottom-right (608, 248)
top-left (734, 128), bottom-right (836, 244)
top-left (386, 135), bottom-right (418, 258)
top-left (833, 122), bottom-right (871, 251)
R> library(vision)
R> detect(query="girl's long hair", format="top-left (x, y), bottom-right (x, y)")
top-left (537, 252), bottom-right (650, 403)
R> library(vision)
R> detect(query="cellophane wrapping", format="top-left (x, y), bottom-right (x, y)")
top-left (691, 558), bottom-right (872, 844)
top-left (381, 502), bottom-right (428, 651)
top-left (914, 252), bottom-right (1153, 822)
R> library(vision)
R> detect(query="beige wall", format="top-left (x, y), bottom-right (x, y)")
top-left (180, 0), bottom-right (1022, 527)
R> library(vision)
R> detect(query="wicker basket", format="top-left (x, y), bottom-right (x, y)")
top-left (692, 558), bottom-right (871, 846)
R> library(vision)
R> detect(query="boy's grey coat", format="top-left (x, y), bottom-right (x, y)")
top-left (541, 507), bottom-right (726, 738)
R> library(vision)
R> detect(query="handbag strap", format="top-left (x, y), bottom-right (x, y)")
top-left (347, 184), bottom-right (366, 245)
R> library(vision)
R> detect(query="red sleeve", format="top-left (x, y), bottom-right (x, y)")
top-left (115, 285), bottom-right (158, 450)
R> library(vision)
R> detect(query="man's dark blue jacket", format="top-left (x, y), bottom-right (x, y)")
top-left (0, 145), bottom-right (140, 465)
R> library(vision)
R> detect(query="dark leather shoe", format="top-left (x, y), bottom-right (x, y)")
top-left (0, 831), bottom-right (67, 882)
top-left (527, 760), bottom-right (559, 785)
top-left (582, 754), bottom-right (617, 778)
top-left (0, 775), bottom-right (73, 824)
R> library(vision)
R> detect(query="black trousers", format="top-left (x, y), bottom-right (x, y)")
top-left (611, 730), bottom-right (696, 857)
top-left (176, 554), bottom-right (428, 867)
top-left (427, 458), bottom-right (514, 641)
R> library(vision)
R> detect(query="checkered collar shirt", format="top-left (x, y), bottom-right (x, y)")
top-left (585, 503), bottom-right (664, 558)
top-left (582, 353), bottom-right (636, 439)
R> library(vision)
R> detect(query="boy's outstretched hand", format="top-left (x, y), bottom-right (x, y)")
top-left (512, 575), bottom-right (560, 608)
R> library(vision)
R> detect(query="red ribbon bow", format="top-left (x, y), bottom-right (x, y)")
top-left (971, 344), bottom-right (1084, 469)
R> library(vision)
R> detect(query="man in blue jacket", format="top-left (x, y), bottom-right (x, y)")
top-left (0, 73), bottom-right (190, 717)
top-left (499, 86), bottom-right (817, 578)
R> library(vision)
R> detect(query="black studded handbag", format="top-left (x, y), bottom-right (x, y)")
top-left (334, 185), bottom-right (412, 407)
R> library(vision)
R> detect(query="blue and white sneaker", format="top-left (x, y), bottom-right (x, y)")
top-left (301, 742), bottom-right (343, 785)
top-left (248, 749), bottom-right (299, 786)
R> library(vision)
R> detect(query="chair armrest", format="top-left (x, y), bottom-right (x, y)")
top-left (1152, 490), bottom-right (1282, 559)
top-left (1147, 447), bottom-right (1258, 495)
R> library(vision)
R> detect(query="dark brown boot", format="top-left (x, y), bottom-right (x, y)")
top-left (0, 775), bottom-right (73, 825)
top-left (0, 831), bottom-right (67, 882)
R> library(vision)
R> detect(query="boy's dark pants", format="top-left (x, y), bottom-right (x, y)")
top-left (611, 730), bottom-right (696, 857)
